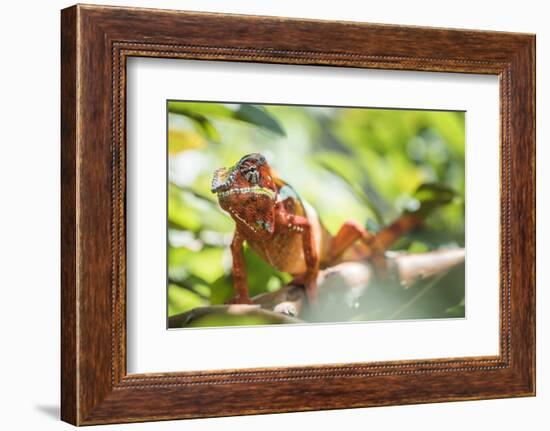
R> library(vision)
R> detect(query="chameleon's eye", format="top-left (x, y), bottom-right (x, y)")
top-left (241, 166), bottom-right (259, 185)
top-left (245, 169), bottom-right (259, 184)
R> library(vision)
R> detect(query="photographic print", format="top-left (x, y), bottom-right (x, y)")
top-left (61, 7), bottom-right (535, 423)
top-left (167, 101), bottom-right (466, 329)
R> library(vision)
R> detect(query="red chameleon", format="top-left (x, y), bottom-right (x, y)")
top-left (211, 153), bottom-right (421, 304)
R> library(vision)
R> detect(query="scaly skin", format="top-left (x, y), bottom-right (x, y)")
top-left (212, 153), bottom-right (421, 304)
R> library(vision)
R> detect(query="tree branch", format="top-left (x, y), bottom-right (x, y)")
top-left (169, 247), bottom-right (465, 327)
top-left (169, 304), bottom-right (304, 328)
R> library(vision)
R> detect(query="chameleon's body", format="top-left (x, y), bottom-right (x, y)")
top-left (211, 153), bottom-right (420, 304)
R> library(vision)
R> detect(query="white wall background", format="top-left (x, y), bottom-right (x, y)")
top-left (0, 0), bottom-right (546, 429)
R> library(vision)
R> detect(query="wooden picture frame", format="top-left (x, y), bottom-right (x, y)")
top-left (61, 4), bottom-right (535, 425)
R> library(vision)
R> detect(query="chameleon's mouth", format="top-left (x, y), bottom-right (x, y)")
top-left (211, 167), bottom-right (237, 193)
top-left (217, 186), bottom-right (276, 200)
top-left (211, 166), bottom-right (276, 200)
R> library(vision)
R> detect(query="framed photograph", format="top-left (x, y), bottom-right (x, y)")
top-left (61, 4), bottom-right (535, 425)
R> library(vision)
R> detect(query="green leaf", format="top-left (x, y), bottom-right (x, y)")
top-left (168, 101), bottom-right (233, 117)
top-left (409, 183), bottom-right (458, 217)
top-left (168, 103), bottom-right (223, 143)
top-left (407, 241), bottom-right (429, 253)
top-left (169, 246), bottom-right (226, 284)
top-left (168, 183), bottom-right (233, 233)
top-left (168, 184), bottom-right (202, 231)
top-left (427, 111), bottom-right (466, 158)
top-left (209, 276), bottom-right (234, 305)
top-left (189, 116), bottom-right (221, 143)
top-left (243, 247), bottom-right (291, 297)
top-left (168, 102), bottom-right (286, 137)
top-left (233, 105), bottom-right (286, 136)
top-left (168, 284), bottom-right (207, 316)
top-left (316, 152), bottom-right (385, 224)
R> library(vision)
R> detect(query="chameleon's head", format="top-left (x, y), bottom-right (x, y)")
top-left (211, 153), bottom-right (277, 237)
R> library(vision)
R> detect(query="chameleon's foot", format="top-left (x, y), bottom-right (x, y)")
top-left (371, 254), bottom-right (390, 279)
top-left (226, 295), bottom-right (253, 305)
top-left (304, 280), bottom-right (318, 305)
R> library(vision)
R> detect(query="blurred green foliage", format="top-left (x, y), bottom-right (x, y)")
top-left (167, 101), bottom-right (465, 327)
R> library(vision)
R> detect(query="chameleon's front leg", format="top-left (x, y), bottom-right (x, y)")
top-left (286, 214), bottom-right (320, 303)
top-left (229, 230), bottom-right (252, 304)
